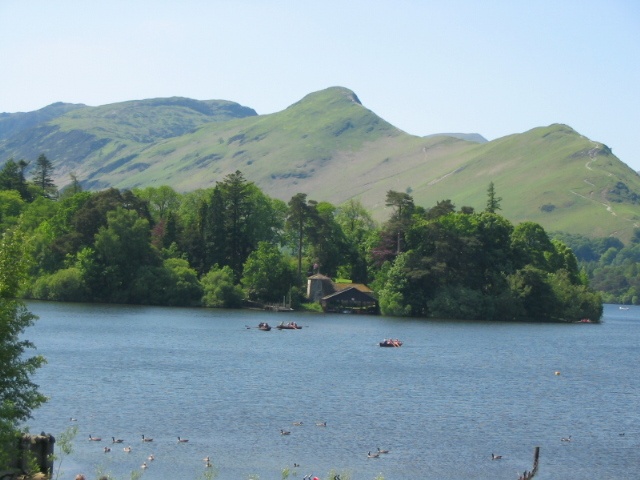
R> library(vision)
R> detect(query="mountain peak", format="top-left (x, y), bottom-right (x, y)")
top-left (289, 86), bottom-right (363, 110)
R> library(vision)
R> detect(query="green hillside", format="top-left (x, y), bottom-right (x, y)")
top-left (403, 124), bottom-right (640, 241)
top-left (99, 87), bottom-right (406, 191)
top-left (0, 97), bottom-right (256, 185)
top-left (1, 87), bottom-right (639, 242)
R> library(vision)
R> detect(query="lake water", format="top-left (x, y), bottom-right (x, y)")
top-left (22, 302), bottom-right (640, 480)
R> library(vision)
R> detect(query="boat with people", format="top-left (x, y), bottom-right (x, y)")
top-left (257, 322), bottom-right (271, 331)
top-left (379, 338), bottom-right (402, 347)
top-left (276, 321), bottom-right (301, 330)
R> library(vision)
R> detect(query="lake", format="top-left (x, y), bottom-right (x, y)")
top-left (22, 302), bottom-right (640, 480)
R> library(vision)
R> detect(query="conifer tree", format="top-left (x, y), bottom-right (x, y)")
top-left (31, 153), bottom-right (57, 198)
top-left (485, 181), bottom-right (502, 213)
top-left (287, 193), bottom-right (315, 278)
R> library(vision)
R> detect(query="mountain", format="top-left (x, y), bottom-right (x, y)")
top-left (1, 86), bottom-right (639, 242)
top-left (0, 97), bottom-right (257, 182)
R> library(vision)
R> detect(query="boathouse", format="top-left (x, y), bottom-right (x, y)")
top-left (307, 274), bottom-right (379, 314)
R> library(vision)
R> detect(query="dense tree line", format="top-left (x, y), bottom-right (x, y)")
top-left (0, 156), bottom-right (603, 321)
top-left (553, 231), bottom-right (640, 304)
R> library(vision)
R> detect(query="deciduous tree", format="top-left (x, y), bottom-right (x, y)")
top-left (201, 265), bottom-right (244, 308)
top-left (0, 159), bottom-right (31, 200)
top-left (335, 199), bottom-right (377, 282)
top-left (0, 230), bottom-right (47, 464)
top-left (241, 242), bottom-right (293, 303)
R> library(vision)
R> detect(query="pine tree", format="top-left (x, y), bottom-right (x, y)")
top-left (286, 193), bottom-right (321, 278)
top-left (485, 181), bottom-right (502, 213)
top-left (31, 153), bottom-right (56, 198)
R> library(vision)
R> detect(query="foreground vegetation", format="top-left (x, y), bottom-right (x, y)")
top-left (0, 156), bottom-right (603, 321)
top-left (0, 230), bottom-right (47, 470)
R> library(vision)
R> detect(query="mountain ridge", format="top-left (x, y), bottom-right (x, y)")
top-left (0, 101), bottom-right (86, 141)
top-left (1, 86), bottom-right (639, 242)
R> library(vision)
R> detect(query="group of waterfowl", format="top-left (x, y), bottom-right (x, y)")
top-left (89, 434), bottom-right (188, 445)
top-left (67, 418), bottom-right (221, 472)
top-left (367, 447), bottom-right (390, 458)
top-left (280, 420), bottom-right (328, 436)
top-left (280, 421), bottom-right (380, 480)
top-left (95, 434), bottom-right (213, 470)
top-left (490, 434), bottom-right (574, 463)
top-left (88, 433), bottom-right (195, 469)
top-left (280, 420), bottom-right (391, 462)
top-left (80, 418), bottom-right (394, 474)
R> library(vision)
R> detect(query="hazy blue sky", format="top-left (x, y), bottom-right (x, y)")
top-left (2, 1), bottom-right (639, 169)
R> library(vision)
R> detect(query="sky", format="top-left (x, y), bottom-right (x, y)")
top-left (1, 1), bottom-right (639, 169)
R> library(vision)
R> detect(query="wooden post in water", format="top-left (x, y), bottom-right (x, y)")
top-left (517, 446), bottom-right (540, 480)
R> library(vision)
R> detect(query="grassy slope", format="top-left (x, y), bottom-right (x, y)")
top-left (399, 124), bottom-right (640, 241)
top-left (0, 97), bottom-right (257, 189)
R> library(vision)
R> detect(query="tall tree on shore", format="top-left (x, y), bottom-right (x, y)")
top-left (195, 171), bottom-right (285, 280)
top-left (382, 190), bottom-right (415, 256)
top-left (286, 193), bottom-right (319, 279)
top-left (219, 171), bottom-right (251, 280)
top-left (31, 153), bottom-right (56, 199)
top-left (335, 199), bottom-right (377, 282)
top-left (199, 187), bottom-right (227, 273)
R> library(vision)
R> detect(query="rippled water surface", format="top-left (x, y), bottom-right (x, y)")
top-left (24, 302), bottom-right (640, 479)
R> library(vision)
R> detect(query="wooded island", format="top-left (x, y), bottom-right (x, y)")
top-left (1, 159), bottom-right (602, 322)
